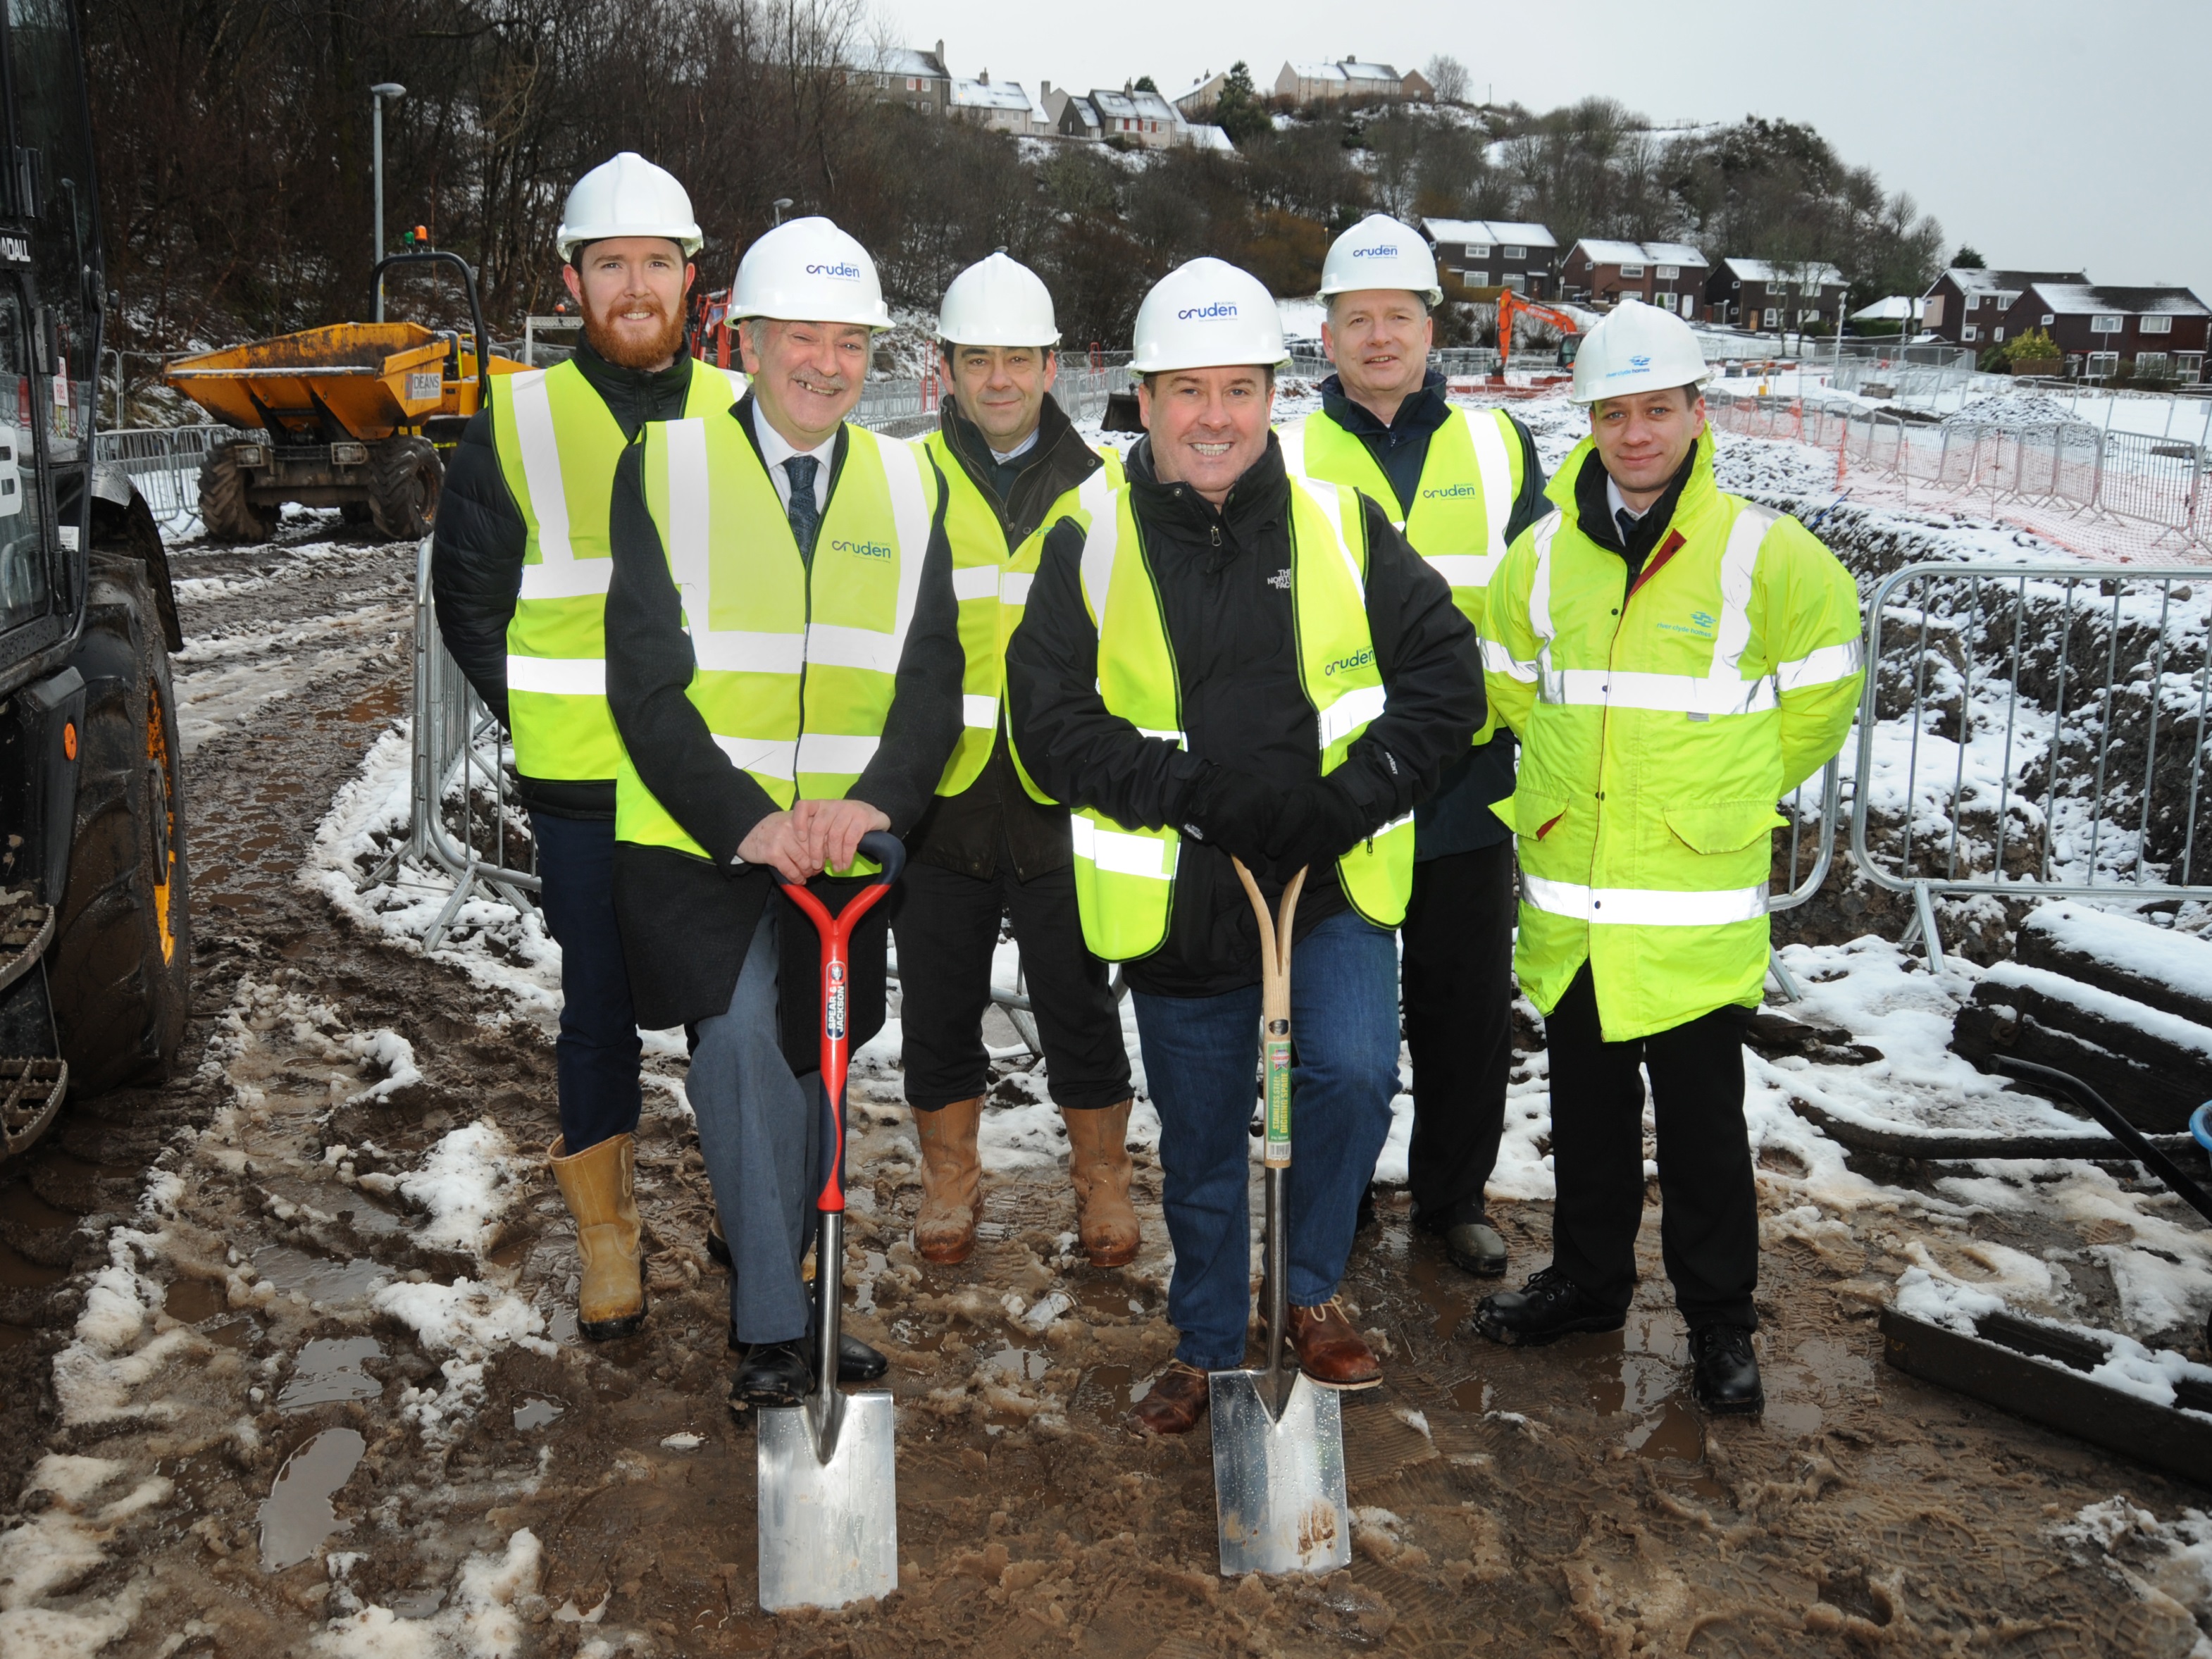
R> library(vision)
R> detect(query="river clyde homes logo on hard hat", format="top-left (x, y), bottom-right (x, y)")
top-left (1178, 300), bottom-right (1240, 321)
top-left (806, 260), bottom-right (864, 280)
top-left (1609, 353), bottom-right (1655, 379)
top-left (833, 538), bottom-right (893, 560)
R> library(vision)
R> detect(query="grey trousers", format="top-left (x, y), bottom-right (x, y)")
top-left (689, 908), bottom-right (825, 1345)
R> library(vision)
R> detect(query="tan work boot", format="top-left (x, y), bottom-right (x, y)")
top-left (548, 1133), bottom-right (647, 1340)
top-left (1064, 1100), bottom-right (1140, 1267)
top-left (913, 1097), bottom-right (983, 1264)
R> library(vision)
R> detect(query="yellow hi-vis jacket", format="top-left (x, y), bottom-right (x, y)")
top-left (920, 429), bottom-right (1123, 798)
top-left (1480, 428), bottom-right (1863, 1040)
top-left (613, 414), bottom-right (940, 869)
top-left (493, 358), bottom-right (745, 780)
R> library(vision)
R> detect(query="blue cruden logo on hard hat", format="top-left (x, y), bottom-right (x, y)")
top-left (1350, 244), bottom-right (1397, 259)
top-left (805, 260), bottom-right (863, 279)
top-left (832, 538), bottom-right (893, 559)
top-left (1177, 301), bottom-right (1240, 321)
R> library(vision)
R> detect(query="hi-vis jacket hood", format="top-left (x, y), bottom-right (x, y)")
top-left (1480, 423), bottom-right (1864, 1041)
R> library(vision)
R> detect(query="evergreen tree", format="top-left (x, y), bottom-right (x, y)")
top-left (1212, 61), bottom-right (1270, 145)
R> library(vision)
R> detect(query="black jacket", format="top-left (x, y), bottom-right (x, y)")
top-left (907, 392), bottom-right (1105, 884)
top-left (604, 394), bottom-right (966, 1032)
top-left (1005, 433), bottom-right (1482, 998)
top-left (1317, 371), bottom-right (1549, 859)
top-left (430, 336), bottom-right (717, 819)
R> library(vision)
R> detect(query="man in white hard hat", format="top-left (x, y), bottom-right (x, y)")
top-left (602, 216), bottom-right (968, 1408)
top-left (1006, 257), bottom-right (1484, 1434)
top-left (1282, 213), bottom-right (1549, 1283)
top-left (1470, 300), bottom-right (1862, 1415)
top-left (897, 253), bottom-right (1137, 1268)
top-left (435, 151), bottom-right (741, 1343)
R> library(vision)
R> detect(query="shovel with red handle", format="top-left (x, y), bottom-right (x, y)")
top-left (755, 829), bottom-right (905, 1612)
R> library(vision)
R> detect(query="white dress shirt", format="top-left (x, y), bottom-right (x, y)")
top-left (751, 402), bottom-right (835, 515)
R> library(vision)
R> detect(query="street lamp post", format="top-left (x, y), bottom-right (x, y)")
top-left (772, 197), bottom-right (794, 227)
top-left (371, 83), bottom-right (407, 320)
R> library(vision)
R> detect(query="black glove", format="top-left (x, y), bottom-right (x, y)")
top-left (1265, 776), bottom-right (1374, 885)
top-left (1180, 767), bottom-right (1278, 866)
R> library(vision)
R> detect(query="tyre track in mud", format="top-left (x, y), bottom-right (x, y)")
top-left (1, 522), bottom-right (2208, 1656)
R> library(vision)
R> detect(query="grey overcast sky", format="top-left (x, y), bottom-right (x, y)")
top-left (887, 0), bottom-right (2212, 297)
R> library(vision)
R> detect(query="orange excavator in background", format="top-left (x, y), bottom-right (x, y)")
top-left (1493, 289), bottom-right (1584, 373)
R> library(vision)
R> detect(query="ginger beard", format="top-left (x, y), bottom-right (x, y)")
top-left (582, 284), bottom-right (685, 370)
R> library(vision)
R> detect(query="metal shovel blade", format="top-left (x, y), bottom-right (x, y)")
top-left (1208, 1368), bottom-right (1351, 1577)
top-left (755, 1390), bottom-right (899, 1611)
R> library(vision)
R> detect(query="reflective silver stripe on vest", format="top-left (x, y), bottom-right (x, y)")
top-left (1317, 684), bottom-right (1387, 749)
top-left (714, 734), bottom-right (796, 778)
top-left (1069, 814), bottom-right (1176, 879)
top-left (1539, 669), bottom-right (1778, 716)
top-left (798, 733), bottom-right (881, 775)
top-left (1078, 499), bottom-right (1118, 625)
top-left (505, 654), bottom-right (605, 696)
top-left (1276, 420), bottom-right (1306, 480)
top-left (1426, 553), bottom-right (1498, 590)
top-left (1710, 505), bottom-right (1773, 684)
top-left (664, 417), bottom-right (718, 635)
top-left (1481, 637), bottom-right (1540, 682)
top-left (1136, 727), bottom-right (1186, 746)
top-left (692, 630), bottom-right (806, 674)
top-left (962, 695), bottom-right (998, 728)
top-left (1466, 407), bottom-right (1512, 571)
top-left (952, 565), bottom-right (1000, 602)
top-left (1291, 476), bottom-right (1366, 597)
top-left (511, 370), bottom-right (609, 602)
top-left (1521, 873), bottom-right (1770, 926)
top-left (1000, 572), bottom-right (1034, 607)
top-left (1775, 638), bottom-right (1865, 691)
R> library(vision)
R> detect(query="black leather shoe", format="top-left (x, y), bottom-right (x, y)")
top-left (730, 1339), bottom-right (812, 1408)
top-left (1470, 1267), bottom-right (1626, 1346)
top-left (1415, 1199), bottom-right (1508, 1278)
top-left (1689, 1324), bottom-right (1764, 1415)
top-left (726, 1328), bottom-right (887, 1384)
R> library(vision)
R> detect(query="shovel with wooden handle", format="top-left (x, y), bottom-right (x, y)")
top-left (1208, 857), bottom-right (1352, 1578)
top-left (756, 830), bottom-right (905, 1613)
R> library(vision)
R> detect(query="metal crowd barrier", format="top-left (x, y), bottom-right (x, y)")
top-left (94, 423), bottom-right (230, 532)
top-left (1847, 561), bottom-right (2212, 968)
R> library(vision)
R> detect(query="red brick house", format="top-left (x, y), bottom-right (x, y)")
top-left (2001, 282), bottom-right (2211, 382)
top-left (1703, 259), bottom-right (1846, 331)
top-left (1419, 219), bottom-right (1560, 299)
top-left (1918, 267), bottom-right (2084, 349)
top-left (1561, 240), bottom-right (1708, 317)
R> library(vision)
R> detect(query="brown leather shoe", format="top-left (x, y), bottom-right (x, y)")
top-left (913, 1097), bottom-right (983, 1263)
top-left (1063, 1100), bottom-right (1139, 1267)
top-left (1129, 1360), bottom-right (1210, 1436)
top-left (1287, 1300), bottom-right (1383, 1390)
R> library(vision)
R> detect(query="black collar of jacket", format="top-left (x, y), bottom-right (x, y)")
top-left (569, 331), bottom-right (697, 423)
top-left (1319, 366), bottom-right (1451, 440)
top-left (729, 389), bottom-right (851, 501)
top-left (1125, 431), bottom-right (1290, 566)
top-left (1573, 441), bottom-right (1697, 568)
top-left (938, 392), bottom-right (1103, 547)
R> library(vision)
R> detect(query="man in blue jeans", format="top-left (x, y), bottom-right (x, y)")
top-left (1005, 258), bottom-right (1483, 1433)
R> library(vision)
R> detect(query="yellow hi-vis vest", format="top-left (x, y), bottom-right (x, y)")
top-left (613, 412), bottom-right (942, 867)
top-left (1067, 478), bottom-right (1416, 962)
top-left (494, 358), bottom-right (745, 779)
top-left (919, 429), bottom-right (1123, 797)
top-left (1479, 428), bottom-right (1865, 1042)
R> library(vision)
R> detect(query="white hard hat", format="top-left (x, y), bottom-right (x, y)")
top-left (938, 252), bottom-right (1060, 347)
top-left (1131, 257), bottom-right (1287, 375)
top-left (1319, 213), bottom-right (1442, 308)
top-left (731, 216), bottom-right (893, 330)
top-left (1570, 297), bottom-right (1710, 405)
top-left (557, 152), bottom-right (703, 260)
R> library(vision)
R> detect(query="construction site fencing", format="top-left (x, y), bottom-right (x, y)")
top-left (1708, 392), bottom-right (2212, 560)
top-left (1846, 560), bottom-right (2212, 967)
top-left (852, 361), bottom-right (1138, 432)
top-left (94, 424), bottom-right (229, 533)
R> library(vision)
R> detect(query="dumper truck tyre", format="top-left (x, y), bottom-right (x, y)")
top-left (46, 554), bottom-right (192, 1098)
top-left (198, 445), bottom-right (275, 542)
top-left (369, 436), bottom-right (442, 540)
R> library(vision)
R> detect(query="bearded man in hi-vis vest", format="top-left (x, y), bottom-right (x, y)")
top-left (1006, 258), bottom-right (1484, 1436)
top-left (1279, 215), bottom-right (1549, 1284)
top-left (603, 218), bottom-right (967, 1410)
top-left (434, 154), bottom-right (743, 1343)
top-left (1470, 299), bottom-right (1862, 1416)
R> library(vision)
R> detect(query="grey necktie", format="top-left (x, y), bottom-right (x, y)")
top-left (1615, 507), bottom-right (1642, 548)
top-left (783, 455), bottom-right (821, 561)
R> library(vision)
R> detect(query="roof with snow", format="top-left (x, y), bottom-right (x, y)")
top-left (1422, 218), bottom-right (1559, 251)
top-left (1338, 61), bottom-right (1401, 80)
top-left (1061, 96), bottom-right (1102, 133)
top-left (2025, 282), bottom-right (2211, 318)
top-left (1939, 266), bottom-right (2085, 296)
top-left (1284, 61), bottom-right (1349, 82)
top-left (1091, 87), bottom-right (1180, 124)
top-left (866, 45), bottom-right (947, 80)
top-left (1574, 239), bottom-right (1708, 268)
top-left (948, 78), bottom-right (1032, 114)
top-left (1853, 295), bottom-right (1919, 321)
top-left (1186, 124), bottom-right (1236, 152)
top-left (1720, 257), bottom-right (1844, 287)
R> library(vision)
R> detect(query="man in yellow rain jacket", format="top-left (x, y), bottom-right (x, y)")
top-left (1469, 300), bottom-right (1862, 1415)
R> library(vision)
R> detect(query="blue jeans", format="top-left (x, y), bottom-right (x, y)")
top-left (1133, 910), bottom-right (1402, 1372)
top-left (529, 811), bottom-right (642, 1152)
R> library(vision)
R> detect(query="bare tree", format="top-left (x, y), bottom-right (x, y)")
top-left (1423, 54), bottom-right (1470, 104)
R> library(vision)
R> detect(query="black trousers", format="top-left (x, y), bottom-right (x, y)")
top-left (894, 857), bottom-right (1131, 1112)
top-left (1400, 839), bottom-right (1517, 1224)
top-left (1542, 963), bottom-right (1758, 1330)
top-left (530, 811), bottom-right (643, 1152)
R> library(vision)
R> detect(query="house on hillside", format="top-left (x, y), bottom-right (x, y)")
top-left (1562, 240), bottom-right (1709, 315)
top-left (1174, 70), bottom-right (1228, 119)
top-left (1420, 219), bottom-right (1560, 297)
top-left (860, 42), bottom-right (951, 113)
top-left (1704, 259), bottom-right (1847, 330)
top-left (1274, 60), bottom-right (1425, 103)
top-left (1053, 91), bottom-right (1102, 140)
top-left (1086, 85), bottom-right (1182, 148)
top-left (1918, 267), bottom-right (2085, 349)
top-left (1999, 282), bottom-right (2210, 381)
top-left (947, 73), bottom-right (1035, 135)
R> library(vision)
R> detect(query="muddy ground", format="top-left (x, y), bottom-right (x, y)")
top-left (1, 521), bottom-right (2209, 1658)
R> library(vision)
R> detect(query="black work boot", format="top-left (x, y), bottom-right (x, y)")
top-left (1416, 1198), bottom-right (1507, 1278)
top-left (1689, 1324), bottom-right (1764, 1415)
top-left (727, 1327), bottom-right (887, 1383)
top-left (1470, 1266), bottom-right (1626, 1346)
top-left (730, 1339), bottom-right (812, 1408)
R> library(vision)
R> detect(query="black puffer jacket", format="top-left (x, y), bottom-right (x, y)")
top-left (1005, 433), bottom-right (1483, 997)
top-left (430, 335), bottom-right (716, 818)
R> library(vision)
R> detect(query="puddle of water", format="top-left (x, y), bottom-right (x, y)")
top-left (251, 1246), bottom-right (390, 1305)
top-left (1074, 1364), bottom-right (1133, 1424)
top-left (388, 1589), bottom-right (445, 1619)
top-left (487, 1236), bottom-right (531, 1272)
top-left (165, 1277), bottom-right (228, 1324)
top-left (1623, 1399), bottom-right (1704, 1461)
top-left (0, 1237), bottom-right (67, 1291)
top-left (513, 1396), bottom-right (565, 1431)
top-left (0, 1181), bottom-right (83, 1229)
top-left (547, 1307), bottom-right (579, 1346)
top-left (259, 1427), bottom-right (366, 1571)
top-left (344, 686), bottom-right (403, 723)
top-left (987, 1345), bottom-right (1048, 1384)
top-left (0, 1322), bottom-right (35, 1350)
top-left (1404, 1248), bottom-right (1472, 1341)
top-left (1449, 1377), bottom-right (1493, 1414)
top-left (204, 1315), bottom-right (259, 1350)
top-left (278, 1336), bottom-right (383, 1412)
